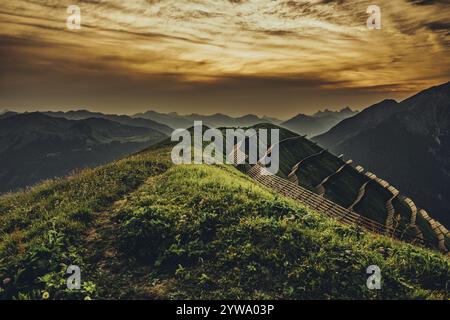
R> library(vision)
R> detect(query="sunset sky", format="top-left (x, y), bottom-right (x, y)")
top-left (0, 0), bottom-right (449, 118)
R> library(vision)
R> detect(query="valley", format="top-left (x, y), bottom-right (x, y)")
top-left (0, 113), bottom-right (168, 194)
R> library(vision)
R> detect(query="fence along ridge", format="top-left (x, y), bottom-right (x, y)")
top-left (231, 138), bottom-right (445, 253)
top-left (419, 209), bottom-right (448, 252)
top-left (250, 165), bottom-right (393, 233)
top-left (245, 163), bottom-right (440, 250)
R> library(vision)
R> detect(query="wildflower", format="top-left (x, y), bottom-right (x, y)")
top-left (42, 291), bottom-right (50, 300)
top-left (84, 296), bottom-right (92, 300)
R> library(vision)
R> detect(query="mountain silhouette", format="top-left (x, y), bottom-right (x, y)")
top-left (133, 110), bottom-right (282, 128)
top-left (314, 81), bottom-right (450, 228)
top-left (281, 107), bottom-right (357, 137)
top-left (44, 110), bottom-right (173, 135)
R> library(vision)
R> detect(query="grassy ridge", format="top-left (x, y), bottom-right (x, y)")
top-left (113, 163), bottom-right (449, 299)
top-left (0, 146), bottom-right (449, 299)
top-left (0, 147), bottom-right (172, 299)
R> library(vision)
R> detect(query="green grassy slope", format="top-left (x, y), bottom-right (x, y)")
top-left (0, 145), bottom-right (448, 300)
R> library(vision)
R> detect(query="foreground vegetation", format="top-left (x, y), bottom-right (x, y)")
top-left (0, 145), bottom-right (448, 299)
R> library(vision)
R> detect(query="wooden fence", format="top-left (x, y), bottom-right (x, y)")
top-left (246, 164), bottom-right (431, 248)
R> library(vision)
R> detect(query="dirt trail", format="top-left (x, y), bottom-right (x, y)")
top-left (83, 165), bottom-right (171, 299)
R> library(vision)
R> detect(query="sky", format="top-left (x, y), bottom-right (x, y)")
top-left (0, 0), bottom-right (449, 118)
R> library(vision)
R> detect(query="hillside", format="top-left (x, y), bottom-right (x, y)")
top-left (0, 113), bottom-right (167, 194)
top-left (313, 100), bottom-right (399, 147)
top-left (0, 111), bottom-right (18, 120)
top-left (0, 143), bottom-right (448, 300)
top-left (281, 108), bottom-right (357, 137)
top-left (314, 82), bottom-right (450, 229)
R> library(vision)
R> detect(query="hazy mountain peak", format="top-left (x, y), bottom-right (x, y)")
top-left (43, 109), bottom-right (173, 135)
top-left (339, 107), bottom-right (355, 115)
top-left (133, 110), bottom-right (281, 128)
top-left (380, 99), bottom-right (397, 104)
top-left (313, 98), bottom-right (399, 145)
top-left (262, 115), bottom-right (282, 124)
top-left (238, 114), bottom-right (260, 120)
top-left (291, 113), bottom-right (309, 119)
top-left (313, 107), bottom-right (357, 118)
top-left (281, 108), bottom-right (357, 137)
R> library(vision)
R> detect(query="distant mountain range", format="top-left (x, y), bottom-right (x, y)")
top-left (3, 79), bottom-right (449, 232)
top-left (281, 107), bottom-right (357, 137)
top-left (133, 110), bottom-right (282, 128)
top-left (43, 110), bottom-right (173, 135)
top-left (133, 108), bottom-right (355, 137)
top-left (0, 108), bottom-right (286, 193)
top-left (0, 112), bottom-right (167, 193)
top-left (315, 81), bottom-right (450, 228)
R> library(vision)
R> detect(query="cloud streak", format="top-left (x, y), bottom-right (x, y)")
top-left (0, 0), bottom-right (449, 116)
